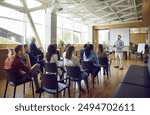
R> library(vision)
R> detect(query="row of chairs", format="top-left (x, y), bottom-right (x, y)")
top-left (3, 60), bottom-right (111, 98)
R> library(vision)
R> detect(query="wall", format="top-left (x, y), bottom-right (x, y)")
top-left (0, 44), bottom-right (17, 49)
top-left (130, 33), bottom-right (148, 44)
top-left (0, 49), bottom-right (8, 80)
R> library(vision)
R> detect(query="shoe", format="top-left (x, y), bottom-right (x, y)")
top-left (119, 67), bottom-right (123, 70)
top-left (114, 66), bottom-right (119, 68)
top-left (36, 88), bottom-right (44, 93)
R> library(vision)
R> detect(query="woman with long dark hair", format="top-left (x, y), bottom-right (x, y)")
top-left (46, 44), bottom-right (63, 77)
top-left (64, 45), bottom-right (89, 96)
top-left (97, 44), bottom-right (109, 76)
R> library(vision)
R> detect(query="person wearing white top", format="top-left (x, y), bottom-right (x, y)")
top-left (46, 45), bottom-right (63, 78)
top-left (64, 45), bottom-right (89, 96)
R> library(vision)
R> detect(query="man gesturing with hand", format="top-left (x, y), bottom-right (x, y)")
top-left (114, 35), bottom-right (124, 70)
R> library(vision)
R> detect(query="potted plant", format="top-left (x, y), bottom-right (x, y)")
top-left (58, 39), bottom-right (64, 47)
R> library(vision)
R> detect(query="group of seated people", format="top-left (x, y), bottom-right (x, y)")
top-left (4, 37), bottom-right (110, 94)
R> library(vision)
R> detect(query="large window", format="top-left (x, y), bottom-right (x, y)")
top-left (0, 6), bottom-right (25, 44)
top-left (57, 16), bottom-right (89, 44)
top-left (73, 32), bottom-right (81, 44)
top-left (0, 1), bottom-right (45, 46)
top-left (63, 30), bottom-right (73, 44)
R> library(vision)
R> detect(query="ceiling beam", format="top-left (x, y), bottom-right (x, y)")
top-left (29, 5), bottom-right (45, 12)
top-left (0, 1), bottom-right (25, 13)
top-left (111, 5), bottom-right (134, 7)
top-left (110, 0), bottom-right (126, 7)
top-left (133, 0), bottom-right (138, 21)
top-left (116, 6), bottom-right (135, 13)
top-left (107, 17), bottom-right (118, 21)
top-left (95, 0), bottom-right (125, 13)
top-left (105, 1), bottom-right (123, 23)
top-left (71, 0), bottom-right (111, 24)
top-left (101, 12), bottom-right (114, 18)
top-left (123, 17), bottom-right (137, 21)
top-left (21, 0), bottom-right (43, 49)
top-left (120, 12), bottom-right (136, 18)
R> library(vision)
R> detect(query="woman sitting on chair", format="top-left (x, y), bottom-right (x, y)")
top-left (46, 44), bottom-right (64, 79)
top-left (97, 44), bottom-right (109, 76)
top-left (64, 45), bottom-right (88, 93)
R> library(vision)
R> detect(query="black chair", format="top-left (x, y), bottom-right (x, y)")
top-left (99, 57), bottom-right (111, 77)
top-left (39, 73), bottom-right (70, 98)
top-left (45, 63), bottom-right (58, 74)
top-left (3, 69), bottom-right (34, 98)
top-left (45, 63), bottom-right (66, 80)
top-left (66, 66), bottom-right (89, 97)
top-left (82, 61), bottom-right (99, 88)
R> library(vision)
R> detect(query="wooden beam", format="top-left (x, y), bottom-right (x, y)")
top-left (94, 22), bottom-right (145, 30)
top-left (142, 0), bottom-right (150, 23)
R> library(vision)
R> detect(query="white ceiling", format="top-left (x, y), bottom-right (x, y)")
top-left (0, 0), bottom-right (142, 25)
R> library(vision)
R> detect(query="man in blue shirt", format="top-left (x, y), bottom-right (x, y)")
top-left (114, 35), bottom-right (124, 70)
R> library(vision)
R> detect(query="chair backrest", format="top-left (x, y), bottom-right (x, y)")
top-left (41, 74), bottom-right (58, 90)
top-left (45, 63), bottom-right (57, 74)
top-left (65, 66), bottom-right (81, 79)
top-left (4, 69), bottom-right (19, 83)
top-left (82, 61), bottom-right (93, 73)
top-left (99, 57), bottom-right (108, 66)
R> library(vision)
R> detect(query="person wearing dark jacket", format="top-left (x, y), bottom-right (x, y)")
top-left (24, 45), bottom-right (45, 73)
top-left (30, 37), bottom-right (44, 60)
top-left (4, 45), bottom-right (43, 93)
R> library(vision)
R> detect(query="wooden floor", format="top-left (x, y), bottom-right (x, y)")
top-left (0, 58), bottom-right (145, 98)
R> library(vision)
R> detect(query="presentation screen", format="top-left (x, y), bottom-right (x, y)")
top-left (109, 28), bottom-right (130, 46)
top-left (137, 43), bottom-right (145, 54)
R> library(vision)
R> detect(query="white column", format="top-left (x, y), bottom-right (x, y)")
top-left (51, 14), bottom-right (57, 44)
top-left (44, 8), bottom-right (57, 51)
top-left (88, 25), bottom-right (93, 43)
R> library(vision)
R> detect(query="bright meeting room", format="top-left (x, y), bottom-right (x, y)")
top-left (0, 0), bottom-right (150, 98)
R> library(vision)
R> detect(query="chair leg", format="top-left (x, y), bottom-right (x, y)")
top-left (63, 89), bottom-right (66, 97)
top-left (78, 81), bottom-right (81, 98)
top-left (13, 86), bottom-right (16, 98)
top-left (97, 75), bottom-right (99, 84)
top-left (68, 86), bottom-right (70, 98)
top-left (31, 81), bottom-right (34, 98)
top-left (23, 83), bottom-right (25, 95)
top-left (3, 80), bottom-right (8, 98)
top-left (74, 82), bottom-right (76, 90)
top-left (56, 93), bottom-right (58, 98)
top-left (92, 77), bottom-right (95, 89)
top-left (39, 92), bottom-right (41, 98)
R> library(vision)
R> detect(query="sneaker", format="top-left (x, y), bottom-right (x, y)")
top-left (114, 66), bottom-right (119, 68)
top-left (119, 67), bottom-right (123, 70)
top-left (36, 88), bottom-right (44, 93)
